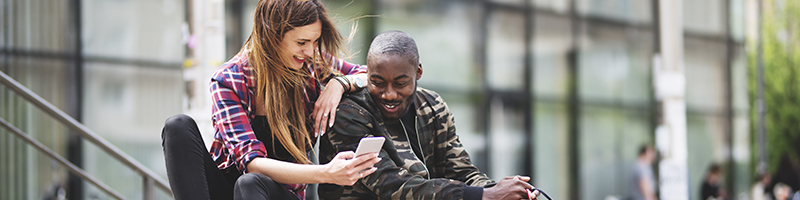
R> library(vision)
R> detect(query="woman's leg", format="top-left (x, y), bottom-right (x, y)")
top-left (162, 114), bottom-right (234, 200)
top-left (233, 173), bottom-right (300, 200)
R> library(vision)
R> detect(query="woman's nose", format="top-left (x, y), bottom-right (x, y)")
top-left (302, 44), bottom-right (314, 57)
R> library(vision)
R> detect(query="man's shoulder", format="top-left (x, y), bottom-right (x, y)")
top-left (340, 89), bottom-right (373, 111)
top-left (335, 89), bottom-right (378, 128)
top-left (414, 87), bottom-right (450, 116)
top-left (415, 87), bottom-right (442, 101)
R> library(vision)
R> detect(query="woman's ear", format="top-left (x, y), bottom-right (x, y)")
top-left (416, 63), bottom-right (423, 80)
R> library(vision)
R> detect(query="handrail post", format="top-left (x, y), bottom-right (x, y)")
top-left (144, 176), bottom-right (154, 200)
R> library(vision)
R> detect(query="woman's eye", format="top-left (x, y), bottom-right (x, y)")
top-left (298, 42), bottom-right (306, 45)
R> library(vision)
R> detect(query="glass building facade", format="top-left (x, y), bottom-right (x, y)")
top-left (1, 0), bottom-right (182, 199)
top-left (1, 0), bottom-right (750, 199)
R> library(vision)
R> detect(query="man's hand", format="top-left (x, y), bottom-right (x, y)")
top-left (483, 176), bottom-right (535, 200)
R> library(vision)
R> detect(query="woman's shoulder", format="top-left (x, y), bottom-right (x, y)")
top-left (211, 52), bottom-right (255, 87)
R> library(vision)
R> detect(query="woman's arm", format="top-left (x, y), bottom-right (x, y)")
top-left (247, 151), bottom-right (380, 185)
top-left (210, 67), bottom-right (267, 173)
top-left (312, 53), bottom-right (367, 136)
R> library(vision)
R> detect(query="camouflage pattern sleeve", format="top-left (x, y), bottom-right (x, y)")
top-left (424, 90), bottom-right (494, 187)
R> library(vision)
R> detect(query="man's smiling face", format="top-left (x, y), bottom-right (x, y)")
top-left (366, 54), bottom-right (422, 120)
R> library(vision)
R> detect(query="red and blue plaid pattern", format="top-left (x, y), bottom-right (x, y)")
top-left (209, 52), bottom-right (364, 199)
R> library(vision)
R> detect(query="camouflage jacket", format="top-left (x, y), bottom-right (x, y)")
top-left (319, 88), bottom-right (494, 200)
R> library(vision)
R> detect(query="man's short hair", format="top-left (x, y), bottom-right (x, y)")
top-left (367, 30), bottom-right (419, 66)
top-left (708, 164), bottom-right (721, 174)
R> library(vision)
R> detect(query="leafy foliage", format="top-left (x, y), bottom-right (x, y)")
top-left (748, 0), bottom-right (800, 177)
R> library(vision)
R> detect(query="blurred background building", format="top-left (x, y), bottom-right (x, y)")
top-left (0, 0), bottom-right (782, 199)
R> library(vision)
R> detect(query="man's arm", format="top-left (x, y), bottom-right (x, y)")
top-left (424, 89), bottom-right (533, 200)
top-left (435, 95), bottom-right (493, 187)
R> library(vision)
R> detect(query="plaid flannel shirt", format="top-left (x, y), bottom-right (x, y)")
top-left (209, 51), bottom-right (365, 199)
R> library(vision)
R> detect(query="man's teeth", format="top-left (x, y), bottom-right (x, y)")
top-left (386, 104), bottom-right (396, 109)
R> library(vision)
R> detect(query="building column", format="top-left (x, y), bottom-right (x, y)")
top-left (654, 0), bottom-right (690, 199)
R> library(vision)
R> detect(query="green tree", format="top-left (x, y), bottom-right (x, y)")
top-left (749, 0), bottom-right (800, 180)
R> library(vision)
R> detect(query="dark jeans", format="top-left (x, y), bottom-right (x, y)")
top-left (161, 114), bottom-right (299, 200)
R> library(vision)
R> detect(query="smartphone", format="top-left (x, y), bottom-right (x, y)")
top-left (354, 136), bottom-right (385, 157)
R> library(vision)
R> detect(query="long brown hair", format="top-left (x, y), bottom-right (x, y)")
top-left (244, 0), bottom-right (344, 164)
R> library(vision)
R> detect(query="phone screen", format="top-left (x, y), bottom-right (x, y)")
top-left (354, 137), bottom-right (385, 157)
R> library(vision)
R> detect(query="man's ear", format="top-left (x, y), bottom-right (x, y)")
top-left (416, 63), bottom-right (423, 80)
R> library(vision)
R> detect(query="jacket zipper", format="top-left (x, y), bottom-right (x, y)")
top-left (400, 117), bottom-right (430, 179)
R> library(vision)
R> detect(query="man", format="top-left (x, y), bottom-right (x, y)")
top-left (318, 30), bottom-right (538, 200)
top-left (701, 164), bottom-right (726, 200)
top-left (630, 145), bottom-right (657, 200)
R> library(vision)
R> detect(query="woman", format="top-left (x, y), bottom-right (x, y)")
top-left (161, 0), bottom-right (379, 199)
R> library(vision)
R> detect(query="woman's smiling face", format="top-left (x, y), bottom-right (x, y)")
top-left (280, 20), bottom-right (322, 70)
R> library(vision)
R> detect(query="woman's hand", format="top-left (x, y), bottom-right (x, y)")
top-left (322, 151), bottom-right (381, 186)
top-left (313, 79), bottom-right (346, 137)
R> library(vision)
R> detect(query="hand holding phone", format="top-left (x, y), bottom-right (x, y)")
top-left (354, 136), bottom-right (385, 157)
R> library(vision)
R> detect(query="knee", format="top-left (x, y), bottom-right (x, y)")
top-left (165, 114), bottom-right (195, 129)
top-left (235, 173), bottom-right (275, 189)
top-left (162, 114), bottom-right (196, 141)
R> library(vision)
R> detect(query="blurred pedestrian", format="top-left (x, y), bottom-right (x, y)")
top-left (630, 145), bottom-right (657, 200)
top-left (751, 172), bottom-right (771, 200)
top-left (701, 164), bottom-right (727, 200)
top-left (774, 183), bottom-right (792, 200)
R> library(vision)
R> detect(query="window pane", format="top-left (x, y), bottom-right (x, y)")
top-left (685, 37), bottom-right (727, 111)
top-left (531, 0), bottom-right (571, 14)
top-left (683, 0), bottom-right (725, 35)
top-left (533, 13), bottom-right (571, 99)
top-left (492, 0), bottom-right (525, 6)
top-left (489, 98), bottom-right (526, 177)
top-left (579, 106), bottom-right (652, 199)
top-left (82, 0), bottom-right (185, 62)
top-left (486, 11), bottom-right (526, 91)
top-left (578, 23), bottom-right (653, 105)
top-left (377, 1), bottom-right (480, 91)
top-left (576, 0), bottom-right (653, 24)
top-left (533, 102), bottom-right (569, 200)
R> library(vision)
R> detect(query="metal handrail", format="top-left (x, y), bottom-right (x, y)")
top-left (0, 71), bottom-right (173, 199)
top-left (0, 118), bottom-right (126, 200)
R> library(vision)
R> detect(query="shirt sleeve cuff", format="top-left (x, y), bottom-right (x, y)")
top-left (464, 186), bottom-right (484, 200)
top-left (239, 150), bottom-right (266, 173)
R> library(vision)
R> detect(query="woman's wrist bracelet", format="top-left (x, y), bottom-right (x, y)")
top-left (332, 76), bottom-right (351, 92)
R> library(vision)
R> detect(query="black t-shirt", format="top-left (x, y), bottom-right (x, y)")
top-left (384, 104), bottom-right (424, 161)
top-left (251, 116), bottom-right (294, 161)
top-left (400, 105), bottom-right (423, 161)
top-left (700, 180), bottom-right (720, 200)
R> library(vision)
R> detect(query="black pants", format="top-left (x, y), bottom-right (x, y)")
top-left (161, 114), bottom-right (300, 200)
